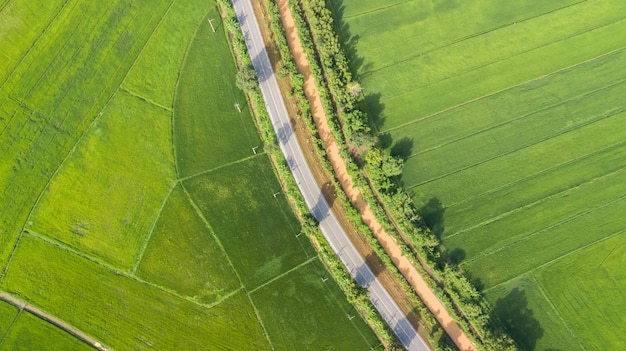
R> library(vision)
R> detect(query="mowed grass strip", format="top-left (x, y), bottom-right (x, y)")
top-left (379, 17), bottom-right (626, 129)
top-left (183, 156), bottom-right (309, 289)
top-left (0, 0), bottom-right (172, 266)
top-left (250, 260), bottom-right (379, 350)
top-left (463, 196), bottom-right (626, 287)
top-left (409, 110), bottom-right (626, 213)
top-left (363, 0), bottom-right (626, 101)
top-left (136, 184), bottom-right (240, 304)
top-left (0, 0), bottom-right (68, 84)
top-left (445, 165), bottom-right (626, 260)
top-left (1, 312), bottom-right (93, 351)
top-left (442, 141), bottom-right (626, 237)
top-left (28, 91), bottom-right (175, 269)
top-left (343, 0), bottom-right (580, 73)
top-left (536, 233), bottom-right (626, 350)
top-left (122, 0), bottom-right (213, 107)
top-left (389, 46), bottom-right (626, 162)
top-left (401, 79), bottom-right (626, 185)
top-left (1, 235), bottom-right (270, 351)
top-left (174, 18), bottom-right (260, 177)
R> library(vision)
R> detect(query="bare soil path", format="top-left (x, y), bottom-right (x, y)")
top-left (274, 1), bottom-right (477, 350)
top-left (0, 292), bottom-right (108, 350)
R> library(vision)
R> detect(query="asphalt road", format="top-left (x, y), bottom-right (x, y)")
top-left (231, 1), bottom-right (429, 350)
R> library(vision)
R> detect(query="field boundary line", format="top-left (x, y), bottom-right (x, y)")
top-left (177, 153), bottom-right (261, 182)
top-left (438, 138), bottom-right (626, 211)
top-left (407, 107), bottom-right (626, 190)
top-left (244, 291), bottom-right (276, 351)
top-left (0, 292), bottom-right (109, 351)
top-left (180, 184), bottom-right (245, 286)
top-left (171, 7), bottom-right (214, 179)
top-left (361, 0), bottom-right (589, 79)
top-left (118, 0), bottom-right (178, 101)
top-left (0, 0), bottom-right (14, 15)
top-left (0, 0), bottom-right (73, 89)
top-left (248, 256), bottom-right (318, 294)
top-left (119, 87), bottom-right (172, 112)
top-left (0, 303), bottom-right (22, 347)
top-left (447, 166), bottom-right (626, 242)
top-left (484, 229), bottom-right (626, 293)
top-left (531, 275), bottom-right (587, 350)
top-left (338, 0), bottom-right (406, 20)
top-left (460, 189), bottom-right (626, 265)
top-left (383, 44), bottom-right (626, 135)
top-left (0, 86), bottom-right (119, 285)
top-left (130, 184), bottom-right (176, 275)
top-left (406, 76), bottom-right (626, 158)
top-left (20, 230), bottom-right (242, 311)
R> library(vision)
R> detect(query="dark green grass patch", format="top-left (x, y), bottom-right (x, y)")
top-left (174, 17), bottom-right (261, 177)
top-left (536, 233), bottom-right (626, 350)
top-left (1, 312), bottom-right (93, 351)
top-left (250, 259), bottom-right (379, 350)
top-left (1, 235), bottom-right (269, 351)
top-left (183, 156), bottom-right (312, 289)
top-left (122, 0), bottom-right (214, 107)
top-left (28, 91), bottom-right (175, 269)
top-left (136, 184), bottom-right (240, 303)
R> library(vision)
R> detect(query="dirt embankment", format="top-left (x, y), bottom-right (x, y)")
top-left (273, 1), bottom-right (477, 350)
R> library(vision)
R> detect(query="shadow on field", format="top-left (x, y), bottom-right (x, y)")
top-left (491, 288), bottom-right (544, 351)
top-left (327, 0), bottom-right (371, 75)
top-left (418, 197), bottom-right (445, 238)
top-left (390, 137), bottom-right (414, 160)
top-left (363, 93), bottom-right (386, 132)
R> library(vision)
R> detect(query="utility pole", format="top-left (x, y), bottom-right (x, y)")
top-left (208, 18), bottom-right (216, 33)
top-left (234, 103), bottom-right (241, 112)
top-left (273, 192), bottom-right (280, 198)
top-left (252, 146), bottom-right (259, 154)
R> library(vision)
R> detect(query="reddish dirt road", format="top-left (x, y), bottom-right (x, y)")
top-left (274, 1), bottom-right (477, 350)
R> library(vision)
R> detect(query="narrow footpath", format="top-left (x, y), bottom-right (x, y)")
top-left (274, 1), bottom-right (477, 350)
top-left (0, 292), bottom-right (108, 350)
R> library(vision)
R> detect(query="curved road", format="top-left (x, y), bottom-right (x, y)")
top-left (232, 1), bottom-right (429, 350)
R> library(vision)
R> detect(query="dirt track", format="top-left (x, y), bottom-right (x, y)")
top-left (0, 292), bottom-right (108, 350)
top-left (274, 1), bottom-right (477, 350)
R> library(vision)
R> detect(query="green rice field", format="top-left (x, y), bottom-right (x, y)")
top-left (0, 0), bottom-right (378, 348)
top-left (331, 0), bottom-right (626, 349)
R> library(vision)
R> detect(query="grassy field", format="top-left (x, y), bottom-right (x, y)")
top-left (0, 0), bottom-right (378, 348)
top-left (250, 260), bottom-right (380, 350)
top-left (332, 0), bottom-right (626, 349)
top-left (1, 311), bottom-right (93, 351)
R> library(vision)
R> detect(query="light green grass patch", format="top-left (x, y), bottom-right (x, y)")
top-left (1, 235), bottom-right (269, 351)
top-left (0, 301), bottom-right (18, 339)
top-left (122, 0), bottom-right (213, 107)
top-left (1, 311), bottom-right (93, 351)
top-left (183, 156), bottom-right (311, 289)
top-left (28, 91), bottom-right (175, 269)
top-left (136, 184), bottom-right (240, 303)
top-left (174, 18), bottom-right (261, 177)
top-left (250, 260), bottom-right (379, 350)
top-left (0, 0), bottom-right (67, 84)
top-left (536, 233), bottom-right (626, 350)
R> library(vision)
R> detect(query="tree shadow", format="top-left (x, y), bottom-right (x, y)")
top-left (327, 0), bottom-right (372, 75)
top-left (447, 247), bottom-right (465, 265)
top-left (390, 137), bottom-right (414, 160)
top-left (320, 181), bottom-right (336, 208)
top-left (418, 197), bottom-right (445, 238)
top-left (362, 92), bottom-right (386, 132)
top-left (491, 288), bottom-right (544, 350)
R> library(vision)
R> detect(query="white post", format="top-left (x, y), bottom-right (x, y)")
top-left (273, 192), bottom-right (280, 198)
top-left (208, 18), bottom-right (216, 33)
top-left (234, 103), bottom-right (241, 112)
top-left (252, 146), bottom-right (259, 154)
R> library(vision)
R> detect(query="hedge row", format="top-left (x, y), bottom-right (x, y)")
top-left (287, 0), bottom-right (518, 350)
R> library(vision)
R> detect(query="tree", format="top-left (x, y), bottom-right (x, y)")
top-left (236, 65), bottom-right (258, 92)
